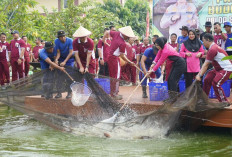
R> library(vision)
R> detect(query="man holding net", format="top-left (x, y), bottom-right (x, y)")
top-left (73, 26), bottom-right (96, 74)
top-left (39, 42), bottom-right (65, 100)
top-left (54, 30), bottom-right (74, 99)
top-left (196, 33), bottom-right (232, 105)
top-left (102, 26), bottom-right (135, 100)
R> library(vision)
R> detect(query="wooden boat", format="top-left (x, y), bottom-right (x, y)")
top-left (24, 85), bottom-right (232, 133)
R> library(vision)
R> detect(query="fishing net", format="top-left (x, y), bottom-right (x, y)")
top-left (0, 66), bottom-right (228, 139)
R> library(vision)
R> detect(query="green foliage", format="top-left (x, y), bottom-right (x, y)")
top-left (222, 55), bottom-right (232, 78)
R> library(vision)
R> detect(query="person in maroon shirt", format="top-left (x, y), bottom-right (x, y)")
top-left (73, 26), bottom-right (96, 74)
top-left (9, 30), bottom-right (26, 82)
top-left (121, 38), bottom-right (137, 85)
top-left (137, 37), bottom-right (152, 65)
top-left (196, 33), bottom-right (232, 105)
top-left (0, 33), bottom-right (10, 89)
top-left (133, 36), bottom-right (140, 65)
top-left (213, 22), bottom-right (227, 49)
top-left (32, 37), bottom-right (43, 62)
top-left (102, 26), bottom-right (135, 100)
top-left (22, 36), bottom-right (31, 77)
top-left (98, 28), bottom-right (111, 76)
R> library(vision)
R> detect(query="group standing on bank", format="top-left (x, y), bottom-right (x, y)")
top-left (0, 21), bottom-right (232, 104)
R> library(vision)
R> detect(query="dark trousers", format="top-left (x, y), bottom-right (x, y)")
top-left (42, 69), bottom-right (55, 95)
top-left (99, 62), bottom-right (109, 76)
top-left (168, 59), bottom-right (186, 92)
top-left (184, 72), bottom-right (198, 89)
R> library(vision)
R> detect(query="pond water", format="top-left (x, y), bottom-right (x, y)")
top-left (0, 104), bottom-right (231, 157)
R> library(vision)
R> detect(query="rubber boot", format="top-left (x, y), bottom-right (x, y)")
top-left (55, 92), bottom-right (62, 98)
top-left (66, 91), bottom-right (72, 99)
top-left (142, 86), bottom-right (148, 98)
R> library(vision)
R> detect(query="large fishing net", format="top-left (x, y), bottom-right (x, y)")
top-left (0, 66), bottom-right (228, 139)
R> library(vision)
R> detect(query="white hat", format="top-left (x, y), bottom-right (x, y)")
top-left (73, 26), bottom-right (92, 38)
top-left (118, 26), bottom-right (135, 38)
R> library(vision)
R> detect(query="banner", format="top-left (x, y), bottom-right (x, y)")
top-left (152, 0), bottom-right (232, 39)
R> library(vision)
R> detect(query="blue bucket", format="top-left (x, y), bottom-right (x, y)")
top-left (84, 78), bottom-right (110, 94)
top-left (148, 81), bottom-right (168, 101)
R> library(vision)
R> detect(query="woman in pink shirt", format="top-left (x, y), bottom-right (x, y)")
top-left (149, 37), bottom-right (186, 92)
top-left (180, 29), bottom-right (204, 88)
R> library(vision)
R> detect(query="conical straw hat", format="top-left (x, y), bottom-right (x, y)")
top-left (118, 26), bottom-right (135, 38)
top-left (73, 26), bottom-right (92, 38)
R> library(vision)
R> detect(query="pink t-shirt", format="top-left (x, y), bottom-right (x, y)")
top-left (179, 44), bottom-right (204, 73)
top-left (10, 38), bottom-right (26, 59)
top-left (153, 44), bottom-right (180, 72)
top-left (109, 31), bottom-right (126, 56)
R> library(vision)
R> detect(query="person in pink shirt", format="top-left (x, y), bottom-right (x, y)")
top-left (169, 33), bottom-right (178, 51)
top-left (180, 29), bottom-right (204, 88)
top-left (102, 26), bottom-right (135, 100)
top-left (22, 36), bottom-right (31, 77)
top-left (0, 33), bottom-right (10, 90)
top-left (213, 22), bottom-right (227, 49)
top-left (148, 37), bottom-right (186, 92)
top-left (9, 30), bottom-right (26, 82)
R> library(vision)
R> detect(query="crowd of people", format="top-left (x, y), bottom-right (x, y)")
top-left (0, 21), bottom-right (232, 104)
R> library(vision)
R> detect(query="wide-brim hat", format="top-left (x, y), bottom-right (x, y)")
top-left (73, 26), bottom-right (92, 38)
top-left (204, 21), bottom-right (212, 27)
top-left (119, 26), bottom-right (135, 38)
top-left (44, 41), bottom-right (54, 50)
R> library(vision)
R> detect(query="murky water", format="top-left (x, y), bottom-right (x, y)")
top-left (0, 104), bottom-right (232, 157)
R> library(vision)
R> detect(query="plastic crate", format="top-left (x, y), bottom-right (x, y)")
top-left (84, 78), bottom-right (110, 94)
top-left (209, 80), bottom-right (231, 98)
top-left (148, 81), bottom-right (168, 101)
top-left (179, 80), bottom-right (186, 93)
top-left (94, 78), bottom-right (110, 94)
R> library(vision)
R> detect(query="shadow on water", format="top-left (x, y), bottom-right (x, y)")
top-left (0, 104), bottom-right (232, 157)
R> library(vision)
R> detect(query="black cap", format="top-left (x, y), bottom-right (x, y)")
top-left (44, 42), bottom-right (54, 50)
top-left (204, 21), bottom-right (212, 27)
top-left (195, 29), bottom-right (200, 35)
top-left (11, 30), bottom-right (19, 34)
top-left (179, 26), bottom-right (188, 31)
top-left (57, 30), bottom-right (66, 37)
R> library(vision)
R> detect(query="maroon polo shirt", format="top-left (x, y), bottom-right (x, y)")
top-left (206, 43), bottom-right (232, 71)
top-left (108, 31), bottom-right (126, 56)
top-left (0, 41), bottom-right (10, 61)
top-left (97, 38), bottom-right (111, 62)
top-left (169, 43), bottom-right (178, 49)
top-left (32, 45), bottom-right (43, 59)
top-left (73, 37), bottom-right (94, 65)
top-left (24, 43), bottom-right (31, 58)
top-left (10, 38), bottom-right (26, 59)
top-left (139, 44), bottom-right (152, 55)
